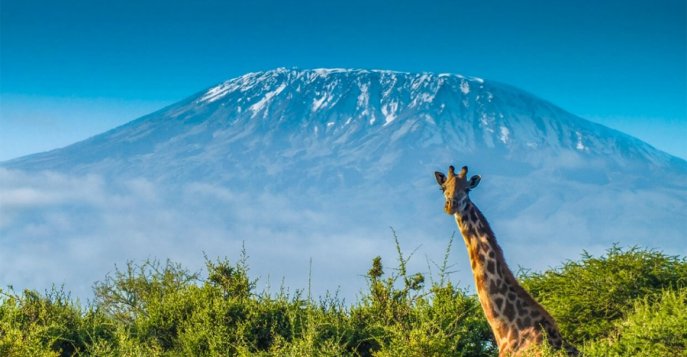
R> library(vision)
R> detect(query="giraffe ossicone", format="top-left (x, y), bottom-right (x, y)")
top-left (435, 164), bottom-right (577, 356)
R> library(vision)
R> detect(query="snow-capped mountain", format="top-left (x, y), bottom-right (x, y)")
top-left (2, 68), bottom-right (686, 300)
top-left (5, 68), bottom-right (684, 183)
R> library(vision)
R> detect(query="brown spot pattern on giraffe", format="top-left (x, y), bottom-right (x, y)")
top-left (469, 208), bottom-right (478, 222)
top-left (489, 279), bottom-right (499, 295)
top-left (486, 260), bottom-right (495, 274)
top-left (494, 297), bottom-right (504, 310)
top-left (503, 301), bottom-right (516, 321)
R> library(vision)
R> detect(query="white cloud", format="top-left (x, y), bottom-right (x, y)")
top-left (1, 167), bottom-right (686, 303)
top-left (0, 169), bottom-right (401, 301)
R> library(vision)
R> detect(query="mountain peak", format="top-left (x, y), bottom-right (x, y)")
top-left (3, 68), bottom-right (685, 180)
top-left (197, 68), bottom-right (486, 105)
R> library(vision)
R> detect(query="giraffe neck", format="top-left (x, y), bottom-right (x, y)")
top-left (454, 200), bottom-right (564, 353)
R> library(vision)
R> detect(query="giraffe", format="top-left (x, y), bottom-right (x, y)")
top-left (434, 165), bottom-right (577, 356)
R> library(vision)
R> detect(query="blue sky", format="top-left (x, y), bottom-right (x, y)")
top-left (1, 0), bottom-right (685, 160)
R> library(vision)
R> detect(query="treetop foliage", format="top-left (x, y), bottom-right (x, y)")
top-left (1, 241), bottom-right (685, 356)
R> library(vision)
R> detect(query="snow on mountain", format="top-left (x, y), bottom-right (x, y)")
top-left (1, 68), bottom-right (686, 300)
top-left (5, 68), bottom-right (684, 181)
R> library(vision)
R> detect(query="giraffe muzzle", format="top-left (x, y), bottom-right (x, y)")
top-left (444, 199), bottom-right (455, 214)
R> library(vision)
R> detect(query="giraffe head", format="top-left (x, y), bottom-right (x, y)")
top-left (434, 165), bottom-right (481, 215)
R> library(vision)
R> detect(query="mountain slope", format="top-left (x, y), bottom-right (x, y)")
top-left (1, 68), bottom-right (685, 300)
top-left (5, 68), bottom-right (684, 184)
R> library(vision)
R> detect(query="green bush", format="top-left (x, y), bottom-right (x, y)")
top-left (1, 242), bottom-right (686, 356)
top-left (520, 245), bottom-right (687, 345)
top-left (583, 288), bottom-right (687, 356)
top-left (345, 232), bottom-right (495, 356)
top-left (0, 286), bottom-right (116, 356)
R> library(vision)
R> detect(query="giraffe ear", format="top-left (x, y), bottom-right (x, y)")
top-left (434, 171), bottom-right (447, 186)
top-left (468, 175), bottom-right (481, 189)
